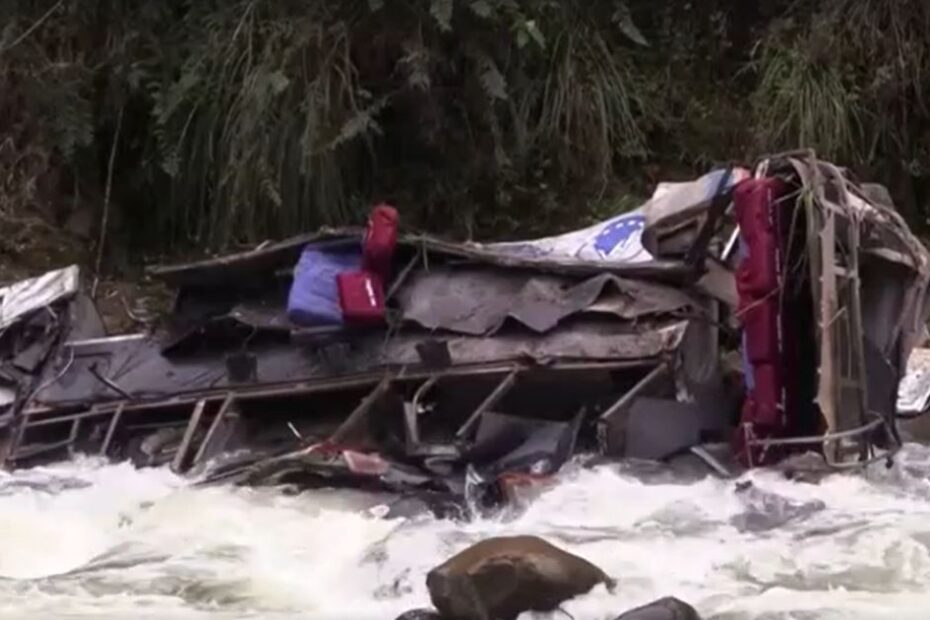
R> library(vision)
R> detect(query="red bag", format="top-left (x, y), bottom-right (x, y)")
top-left (362, 204), bottom-right (399, 281)
top-left (734, 179), bottom-right (783, 295)
top-left (337, 271), bottom-right (385, 325)
top-left (740, 298), bottom-right (779, 363)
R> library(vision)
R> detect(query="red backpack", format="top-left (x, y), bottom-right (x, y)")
top-left (336, 271), bottom-right (386, 325)
top-left (361, 204), bottom-right (399, 281)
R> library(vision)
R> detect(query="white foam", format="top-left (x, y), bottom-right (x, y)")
top-left (2, 449), bottom-right (930, 619)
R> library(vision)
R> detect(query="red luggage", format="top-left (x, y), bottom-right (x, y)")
top-left (748, 364), bottom-right (783, 421)
top-left (733, 176), bottom-right (790, 466)
top-left (740, 299), bottom-right (779, 363)
top-left (337, 270), bottom-right (386, 325)
top-left (734, 180), bottom-right (781, 295)
top-left (362, 204), bottom-right (399, 281)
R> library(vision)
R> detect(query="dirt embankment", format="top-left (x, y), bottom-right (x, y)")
top-left (0, 210), bottom-right (171, 335)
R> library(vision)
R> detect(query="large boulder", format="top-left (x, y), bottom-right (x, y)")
top-left (613, 597), bottom-right (702, 620)
top-left (426, 535), bottom-right (613, 620)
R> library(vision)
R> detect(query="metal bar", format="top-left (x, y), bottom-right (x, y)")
top-left (5, 417), bottom-right (29, 468)
top-left (123, 421), bottom-right (189, 431)
top-left (404, 376), bottom-right (439, 451)
top-left (685, 166), bottom-right (735, 268)
top-left (746, 416), bottom-right (886, 447)
top-left (172, 399), bottom-right (207, 474)
top-left (67, 418), bottom-right (81, 457)
top-left (22, 359), bottom-right (655, 420)
top-left (99, 402), bottom-right (126, 456)
top-left (722, 226), bottom-right (741, 262)
top-left (328, 376), bottom-right (393, 445)
top-left (193, 393), bottom-right (235, 465)
top-left (386, 249), bottom-right (422, 301)
top-left (11, 439), bottom-right (75, 462)
top-left (598, 364), bottom-right (668, 422)
top-left (455, 368), bottom-right (520, 440)
top-left (690, 445), bottom-right (733, 477)
top-left (89, 365), bottom-right (133, 399)
top-left (22, 408), bottom-right (123, 428)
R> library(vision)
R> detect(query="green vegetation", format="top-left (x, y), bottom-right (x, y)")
top-left (1, 0), bottom-right (929, 271)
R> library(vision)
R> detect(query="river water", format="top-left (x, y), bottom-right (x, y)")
top-left (3, 447), bottom-right (930, 620)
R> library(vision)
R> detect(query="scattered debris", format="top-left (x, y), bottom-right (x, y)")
top-left (0, 151), bottom-right (925, 505)
top-left (897, 348), bottom-right (930, 417)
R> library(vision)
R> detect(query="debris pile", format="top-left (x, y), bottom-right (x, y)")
top-left (0, 151), bottom-right (926, 502)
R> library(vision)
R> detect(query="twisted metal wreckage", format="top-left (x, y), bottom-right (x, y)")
top-left (0, 151), bottom-right (927, 509)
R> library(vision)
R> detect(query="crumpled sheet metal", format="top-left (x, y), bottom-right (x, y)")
top-left (31, 319), bottom-right (687, 408)
top-left (764, 153), bottom-right (930, 441)
top-left (898, 348), bottom-right (930, 415)
top-left (397, 268), bottom-right (694, 336)
top-left (0, 265), bottom-right (80, 329)
top-left (383, 320), bottom-right (689, 366)
top-left (641, 167), bottom-right (751, 253)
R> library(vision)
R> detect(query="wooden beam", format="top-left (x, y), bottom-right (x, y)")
top-left (455, 368), bottom-right (520, 440)
top-left (172, 399), bottom-right (207, 474)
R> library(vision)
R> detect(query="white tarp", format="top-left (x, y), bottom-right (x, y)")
top-left (898, 347), bottom-right (930, 415)
top-left (480, 168), bottom-right (748, 265)
top-left (0, 265), bottom-right (80, 329)
top-left (484, 207), bottom-right (652, 264)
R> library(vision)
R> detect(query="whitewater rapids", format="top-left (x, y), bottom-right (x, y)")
top-left (3, 448), bottom-right (930, 620)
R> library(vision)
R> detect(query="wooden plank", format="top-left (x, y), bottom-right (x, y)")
top-left (455, 368), bottom-right (520, 439)
top-left (99, 402), bottom-right (126, 456)
top-left (193, 393), bottom-right (236, 466)
top-left (172, 399), bottom-right (207, 474)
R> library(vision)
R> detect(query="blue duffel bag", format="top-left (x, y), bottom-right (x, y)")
top-left (287, 243), bottom-right (362, 326)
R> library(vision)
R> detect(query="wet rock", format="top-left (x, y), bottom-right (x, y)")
top-left (394, 609), bottom-right (443, 620)
top-left (730, 481), bottom-right (826, 532)
top-left (613, 597), bottom-right (702, 619)
top-left (426, 535), bottom-right (613, 620)
top-left (774, 451), bottom-right (833, 484)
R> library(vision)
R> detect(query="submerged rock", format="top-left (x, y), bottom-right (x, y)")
top-left (613, 597), bottom-right (702, 619)
top-left (729, 480), bottom-right (825, 532)
top-left (426, 535), bottom-right (613, 620)
top-left (394, 609), bottom-right (443, 620)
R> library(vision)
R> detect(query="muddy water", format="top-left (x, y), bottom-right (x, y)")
top-left (2, 448), bottom-right (930, 620)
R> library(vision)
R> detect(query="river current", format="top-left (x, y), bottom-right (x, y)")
top-left (3, 446), bottom-right (930, 620)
